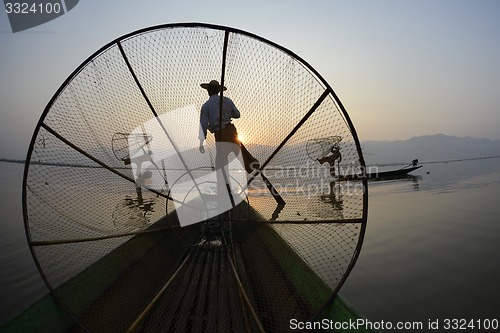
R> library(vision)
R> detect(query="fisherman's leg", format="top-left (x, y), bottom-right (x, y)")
top-left (215, 141), bottom-right (233, 218)
top-left (240, 142), bottom-right (260, 173)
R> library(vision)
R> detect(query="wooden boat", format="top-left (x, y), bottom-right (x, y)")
top-left (340, 161), bottom-right (422, 181)
top-left (367, 165), bottom-right (422, 180)
top-left (3, 203), bottom-right (376, 333)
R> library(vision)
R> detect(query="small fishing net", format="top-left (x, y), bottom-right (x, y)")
top-left (23, 23), bottom-right (368, 332)
top-left (306, 136), bottom-right (343, 161)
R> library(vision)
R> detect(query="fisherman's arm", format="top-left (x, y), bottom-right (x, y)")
top-left (229, 99), bottom-right (240, 119)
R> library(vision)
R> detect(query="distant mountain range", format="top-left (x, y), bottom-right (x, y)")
top-left (361, 134), bottom-right (500, 166)
top-left (3, 134), bottom-right (500, 167)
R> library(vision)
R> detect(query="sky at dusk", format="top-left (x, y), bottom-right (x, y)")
top-left (1, 0), bottom-right (499, 159)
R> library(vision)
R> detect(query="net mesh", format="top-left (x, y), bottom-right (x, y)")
top-left (24, 24), bottom-right (367, 332)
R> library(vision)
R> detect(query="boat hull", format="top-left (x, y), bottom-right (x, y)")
top-left (339, 165), bottom-right (422, 181)
top-left (368, 165), bottom-right (422, 179)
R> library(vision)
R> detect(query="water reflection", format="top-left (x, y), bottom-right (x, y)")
top-left (410, 175), bottom-right (421, 191)
top-left (320, 181), bottom-right (344, 211)
top-left (371, 174), bottom-right (422, 190)
top-left (113, 187), bottom-right (157, 230)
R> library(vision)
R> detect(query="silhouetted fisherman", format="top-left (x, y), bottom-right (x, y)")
top-left (317, 146), bottom-right (342, 177)
top-left (198, 80), bottom-right (259, 173)
top-left (198, 80), bottom-right (261, 227)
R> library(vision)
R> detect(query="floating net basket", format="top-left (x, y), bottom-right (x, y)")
top-left (23, 23), bottom-right (368, 332)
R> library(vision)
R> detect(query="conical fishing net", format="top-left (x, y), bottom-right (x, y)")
top-left (23, 23), bottom-right (368, 332)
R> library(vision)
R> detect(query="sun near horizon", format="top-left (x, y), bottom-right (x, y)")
top-left (237, 132), bottom-right (246, 143)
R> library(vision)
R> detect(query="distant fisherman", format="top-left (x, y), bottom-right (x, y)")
top-left (317, 145), bottom-right (342, 177)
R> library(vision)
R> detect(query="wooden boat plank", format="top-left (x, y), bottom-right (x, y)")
top-left (216, 247), bottom-right (232, 332)
top-left (190, 249), bottom-right (212, 332)
top-left (226, 251), bottom-right (245, 332)
top-left (172, 248), bottom-right (204, 333)
top-left (205, 247), bottom-right (219, 332)
top-left (156, 248), bottom-right (200, 332)
top-left (233, 244), bottom-right (258, 332)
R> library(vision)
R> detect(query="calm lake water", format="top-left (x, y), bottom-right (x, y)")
top-left (0, 161), bottom-right (48, 326)
top-left (341, 157), bottom-right (500, 331)
top-left (1, 158), bottom-right (500, 329)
